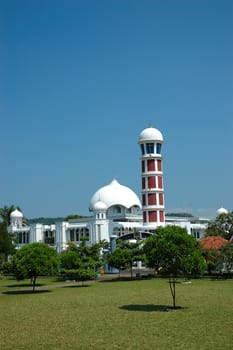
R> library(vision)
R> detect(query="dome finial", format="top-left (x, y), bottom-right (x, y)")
top-left (148, 121), bottom-right (153, 128)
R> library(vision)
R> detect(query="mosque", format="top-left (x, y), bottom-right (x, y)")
top-left (9, 125), bottom-right (216, 252)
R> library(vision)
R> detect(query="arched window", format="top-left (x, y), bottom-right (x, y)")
top-left (114, 206), bottom-right (121, 214)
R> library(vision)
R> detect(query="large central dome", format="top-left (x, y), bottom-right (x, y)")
top-left (89, 179), bottom-right (141, 211)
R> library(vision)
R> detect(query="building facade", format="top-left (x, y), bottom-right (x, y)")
top-left (9, 126), bottom-right (210, 251)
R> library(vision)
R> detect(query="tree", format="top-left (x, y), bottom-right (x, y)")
top-left (202, 248), bottom-right (221, 275)
top-left (60, 241), bottom-right (102, 282)
top-left (219, 243), bottom-right (233, 275)
top-left (143, 226), bottom-right (206, 309)
top-left (11, 243), bottom-right (60, 292)
top-left (106, 248), bottom-right (131, 277)
top-left (117, 240), bottom-right (144, 279)
top-left (0, 204), bottom-right (27, 225)
top-left (0, 221), bottom-right (15, 263)
top-left (205, 211), bottom-right (233, 240)
top-left (60, 250), bottom-right (81, 270)
top-left (65, 214), bottom-right (86, 220)
top-left (200, 236), bottom-right (228, 275)
top-left (0, 205), bottom-right (17, 225)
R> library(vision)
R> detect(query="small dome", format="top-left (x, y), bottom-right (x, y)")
top-left (138, 126), bottom-right (163, 143)
top-left (217, 207), bottom-right (228, 215)
top-left (10, 209), bottom-right (23, 218)
top-left (90, 179), bottom-right (141, 211)
top-left (93, 200), bottom-right (107, 212)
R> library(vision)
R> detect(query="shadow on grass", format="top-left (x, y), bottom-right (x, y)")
top-left (120, 304), bottom-right (186, 312)
top-left (7, 283), bottom-right (45, 288)
top-left (2, 289), bottom-right (51, 295)
top-left (100, 277), bottom-right (144, 283)
top-left (62, 284), bottom-right (90, 289)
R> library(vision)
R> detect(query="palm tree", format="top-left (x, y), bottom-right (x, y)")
top-left (0, 205), bottom-right (19, 225)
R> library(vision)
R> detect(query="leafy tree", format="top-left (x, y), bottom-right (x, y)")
top-left (106, 248), bottom-right (131, 277)
top-left (0, 221), bottom-right (15, 263)
top-left (117, 240), bottom-right (144, 278)
top-left (61, 241), bottom-right (102, 282)
top-left (218, 243), bottom-right (233, 275)
top-left (11, 243), bottom-right (60, 292)
top-left (202, 248), bottom-right (222, 275)
top-left (0, 205), bottom-right (28, 263)
top-left (0, 205), bottom-right (18, 263)
top-left (205, 211), bottom-right (233, 240)
top-left (60, 250), bottom-right (81, 270)
top-left (143, 226), bottom-right (206, 309)
top-left (75, 241), bottom-right (102, 269)
top-left (99, 239), bottom-right (110, 250)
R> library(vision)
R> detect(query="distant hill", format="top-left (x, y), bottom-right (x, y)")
top-left (28, 215), bottom-right (87, 225)
top-left (165, 212), bottom-right (194, 218)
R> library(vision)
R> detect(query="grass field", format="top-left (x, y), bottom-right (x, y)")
top-left (0, 276), bottom-right (232, 350)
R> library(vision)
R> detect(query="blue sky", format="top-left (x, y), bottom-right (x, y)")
top-left (1, 0), bottom-right (233, 219)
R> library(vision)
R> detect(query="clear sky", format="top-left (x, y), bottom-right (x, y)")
top-left (1, 0), bottom-right (233, 219)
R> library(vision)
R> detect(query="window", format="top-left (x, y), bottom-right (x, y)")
top-left (158, 176), bottom-right (163, 188)
top-left (114, 206), bottom-right (121, 214)
top-left (146, 143), bottom-right (154, 154)
top-left (140, 144), bottom-right (145, 155)
top-left (142, 194), bottom-right (146, 206)
top-left (156, 143), bottom-right (162, 154)
top-left (143, 211), bottom-right (147, 223)
top-left (86, 228), bottom-right (90, 240)
top-left (147, 159), bottom-right (155, 171)
top-left (148, 176), bottom-right (155, 188)
top-left (70, 230), bottom-right (74, 242)
top-left (159, 193), bottom-right (164, 205)
top-left (159, 211), bottom-right (164, 222)
top-left (148, 193), bottom-right (156, 205)
top-left (149, 211), bottom-right (157, 222)
top-left (141, 160), bottom-right (145, 172)
top-left (18, 232), bottom-right (22, 244)
top-left (157, 159), bottom-right (162, 171)
top-left (142, 177), bottom-right (146, 189)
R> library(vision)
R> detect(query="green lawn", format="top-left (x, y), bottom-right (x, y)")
top-left (0, 276), bottom-right (232, 350)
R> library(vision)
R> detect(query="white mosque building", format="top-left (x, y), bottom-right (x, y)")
top-left (9, 126), bottom-right (211, 252)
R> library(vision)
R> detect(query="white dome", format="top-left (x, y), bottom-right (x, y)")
top-left (93, 200), bottom-right (108, 212)
top-left (138, 126), bottom-right (163, 143)
top-left (90, 179), bottom-right (141, 210)
top-left (217, 207), bottom-right (228, 215)
top-left (10, 209), bottom-right (23, 218)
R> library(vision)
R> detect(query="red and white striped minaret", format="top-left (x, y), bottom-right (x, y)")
top-left (138, 126), bottom-right (165, 227)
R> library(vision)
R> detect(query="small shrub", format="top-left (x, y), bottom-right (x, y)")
top-left (63, 269), bottom-right (96, 282)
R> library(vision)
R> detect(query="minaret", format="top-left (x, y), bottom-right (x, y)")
top-left (138, 125), bottom-right (165, 227)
